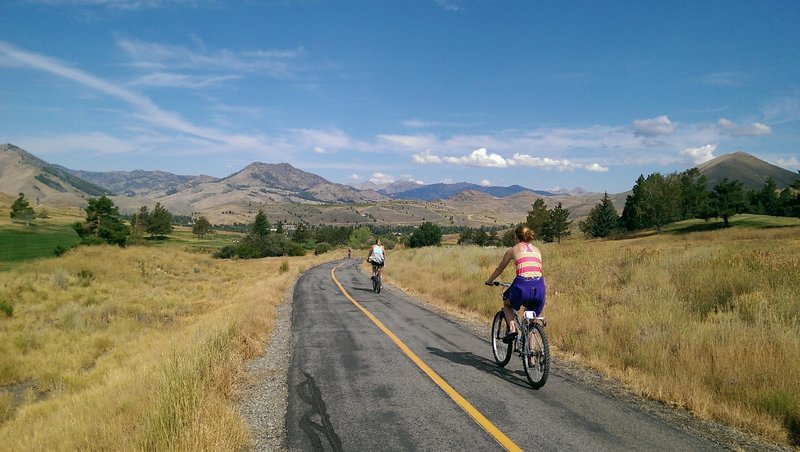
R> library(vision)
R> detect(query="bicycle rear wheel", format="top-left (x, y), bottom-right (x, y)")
top-left (522, 322), bottom-right (550, 389)
top-left (373, 274), bottom-right (381, 293)
top-left (491, 311), bottom-right (512, 367)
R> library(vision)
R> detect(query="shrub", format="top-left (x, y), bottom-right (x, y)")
top-left (287, 242), bottom-right (306, 257)
top-left (0, 300), bottom-right (12, 317)
top-left (314, 242), bottom-right (332, 256)
top-left (213, 245), bottom-right (238, 259)
top-left (279, 260), bottom-right (289, 273)
top-left (54, 244), bottom-right (72, 257)
top-left (77, 270), bottom-right (95, 287)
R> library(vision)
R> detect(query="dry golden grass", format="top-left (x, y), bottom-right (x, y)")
top-left (385, 225), bottom-right (800, 447)
top-left (0, 244), bottom-right (333, 450)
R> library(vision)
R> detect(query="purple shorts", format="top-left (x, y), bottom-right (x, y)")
top-left (503, 276), bottom-right (546, 315)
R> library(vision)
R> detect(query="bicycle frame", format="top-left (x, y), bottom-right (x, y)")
top-left (489, 281), bottom-right (550, 389)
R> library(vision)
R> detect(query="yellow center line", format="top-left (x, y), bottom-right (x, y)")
top-left (331, 264), bottom-right (523, 452)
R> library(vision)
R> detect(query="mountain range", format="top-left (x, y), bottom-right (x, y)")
top-left (1, 143), bottom-right (797, 226)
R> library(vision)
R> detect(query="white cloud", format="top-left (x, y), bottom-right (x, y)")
top-left (511, 153), bottom-right (574, 170)
top-left (369, 172), bottom-right (395, 185)
top-left (442, 148), bottom-right (513, 168)
top-left (681, 144), bottom-right (717, 164)
top-left (584, 163), bottom-right (609, 172)
top-left (717, 118), bottom-right (772, 136)
top-left (412, 150), bottom-right (442, 164)
top-left (349, 173), bottom-right (361, 180)
top-left (774, 157), bottom-right (800, 171)
top-left (632, 115), bottom-right (675, 136)
top-left (480, 179), bottom-right (492, 186)
top-left (313, 146), bottom-right (326, 154)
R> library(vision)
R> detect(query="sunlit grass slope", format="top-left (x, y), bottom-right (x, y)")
top-left (0, 245), bottom-right (332, 450)
top-left (386, 217), bottom-right (800, 447)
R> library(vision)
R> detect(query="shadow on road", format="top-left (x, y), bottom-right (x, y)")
top-left (426, 346), bottom-right (531, 389)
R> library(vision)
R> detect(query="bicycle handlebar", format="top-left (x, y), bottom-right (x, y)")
top-left (485, 281), bottom-right (511, 287)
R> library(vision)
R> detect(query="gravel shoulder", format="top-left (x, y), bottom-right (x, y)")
top-left (239, 266), bottom-right (791, 451)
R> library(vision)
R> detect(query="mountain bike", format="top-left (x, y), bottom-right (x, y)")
top-left (488, 282), bottom-right (550, 389)
top-left (371, 263), bottom-right (382, 293)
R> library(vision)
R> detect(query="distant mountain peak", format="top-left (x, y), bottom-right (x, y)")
top-left (696, 151), bottom-right (799, 190)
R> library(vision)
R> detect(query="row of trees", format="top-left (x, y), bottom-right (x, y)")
top-left (579, 170), bottom-right (800, 237)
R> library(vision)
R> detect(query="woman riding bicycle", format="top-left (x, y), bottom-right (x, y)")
top-left (367, 238), bottom-right (385, 280)
top-left (485, 225), bottom-right (546, 343)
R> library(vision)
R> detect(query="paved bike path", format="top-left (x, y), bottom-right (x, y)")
top-left (286, 259), bottom-right (722, 451)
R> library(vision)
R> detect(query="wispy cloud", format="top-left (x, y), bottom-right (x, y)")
top-left (716, 118), bottom-right (771, 137)
top-left (117, 38), bottom-right (303, 80)
top-left (0, 41), bottom-right (272, 152)
top-left (402, 118), bottom-right (474, 128)
top-left (694, 71), bottom-right (748, 87)
top-left (128, 72), bottom-right (242, 88)
top-left (28, 0), bottom-right (218, 10)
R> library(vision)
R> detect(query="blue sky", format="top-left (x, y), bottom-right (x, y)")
top-left (1, 0), bottom-right (798, 194)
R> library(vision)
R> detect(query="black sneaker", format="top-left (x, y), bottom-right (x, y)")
top-left (502, 332), bottom-right (518, 344)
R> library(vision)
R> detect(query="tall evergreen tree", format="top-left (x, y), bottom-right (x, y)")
top-left (582, 192), bottom-right (619, 238)
top-left (251, 210), bottom-right (270, 238)
top-left (548, 202), bottom-right (572, 243)
top-left (146, 202), bottom-right (173, 238)
top-left (526, 198), bottom-right (551, 241)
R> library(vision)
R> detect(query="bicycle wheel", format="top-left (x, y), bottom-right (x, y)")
top-left (522, 322), bottom-right (550, 389)
top-left (491, 311), bottom-right (512, 367)
top-left (373, 274), bottom-right (381, 293)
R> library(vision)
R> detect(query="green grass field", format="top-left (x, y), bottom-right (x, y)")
top-left (0, 223), bottom-right (80, 270)
top-left (138, 227), bottom-right (243, 253)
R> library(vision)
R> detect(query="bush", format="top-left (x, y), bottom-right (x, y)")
top-left (77, 270), bottom-right (95, 287)
top-left (314, 242), bottom-right (332, 255)
top-left (0, 300), bottom-right (12, 317)
top-left (408, 222), bottom-right (442, 248)
top-left (54, 244), bottom-right (72, 257)
top-left (213, 245), bottom-right (238, 259)
top-left (287, 242), bottom-right (306, 257)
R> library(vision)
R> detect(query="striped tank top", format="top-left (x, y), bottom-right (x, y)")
top-left (514, 243), bottom-right (542, 278)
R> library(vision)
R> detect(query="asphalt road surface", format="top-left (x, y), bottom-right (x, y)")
top-left (285, 259), bottom-right (724, 451)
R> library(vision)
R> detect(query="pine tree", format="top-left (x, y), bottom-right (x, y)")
top-left (10, 193), bottom-right (35, 225)
top-left (526, 199), bottom-right (550, 241)
top-left (548, 202), bottom-right (572, 243)
top-left (251, 210), bottom-right (270, 238)
top-left (73, 196), bottom-right (130, 246)
top-left (146, 202), bottom-right (173, 238)
top-left (582, 192), bottom-right (619, 238)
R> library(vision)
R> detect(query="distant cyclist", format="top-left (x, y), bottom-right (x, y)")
top-left (485, 225), bottom-right (546, 343)
top-left (367, 238), bottom-right (385, 280)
